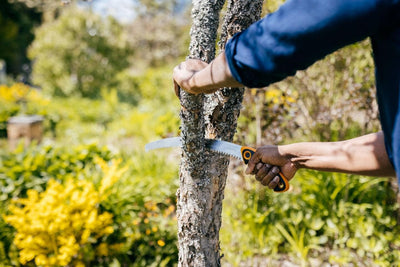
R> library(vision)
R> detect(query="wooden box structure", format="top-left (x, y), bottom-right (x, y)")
top-left (7, 115), bottom-right (44, 149)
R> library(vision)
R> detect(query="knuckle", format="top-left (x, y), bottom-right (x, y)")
top-left (261, 177), bottom-right (269, 186)
top-left (272, 166), bottom-right (279, 174)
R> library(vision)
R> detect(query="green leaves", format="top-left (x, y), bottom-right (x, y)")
top-left (0, 141), bottom-right (179, 266)
top-left (238, 39), bottom-right (379, 146)
top-left (221, 170), bottom-right (400, 265)
top-left (0, 143), bottom-right (112, 200)
top-left (275, 223), bottom-right (311, 266)
top-left (29, 6), bottom-right (131, 98)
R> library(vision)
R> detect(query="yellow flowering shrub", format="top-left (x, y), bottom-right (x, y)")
top-left (0, 83), bottom-right (49, 106)
top-left (3, 157), bottom-right (127, 266)
top-left (0, 83), bottom-right (30, 103)
top-left (96, 157), bottom-right (128, 198)
top-left (264, 87), bottom-right (297, 105)
top-left (0, 83), bottom-right (50, 134)
top-left (0, 142), bottom-right (179, 266)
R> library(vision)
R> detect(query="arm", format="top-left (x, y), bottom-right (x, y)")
top-left (174, 0), bottom-right (393, 93)
top-left (173, 53), bottom-right (242, 96)
top-left (246, 132), bottom-right (396, 189)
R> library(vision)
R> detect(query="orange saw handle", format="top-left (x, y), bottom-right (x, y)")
top-left (241, 146), bottom-right (289, 193)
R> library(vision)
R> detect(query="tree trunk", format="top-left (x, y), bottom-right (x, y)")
top-left (177, 0), bottom-right (225, 266)
top-left (177, 1), bottom-right (263, 266)
top-left (203, 0), bottom-right (264, 263)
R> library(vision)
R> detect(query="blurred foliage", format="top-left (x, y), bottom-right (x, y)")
top-left (136, 0), bottom-right (180, 16)
top-left (237, 88), bottom-right (299, 145)
top-left (262, 0), bottom-right (285, 14)
top-left (0, 0), bottom-right (41, 78)
top-left (127, 0), bottom-right (190, 70)
top-left (0, 71), bottom-right (178, 147)
top-left (237, 40), bottom-right (379, 146)
top-left (29, 6), bottom-right (131, 98)
top-left (27, 1), bottom-right (189, 99)
top-left (127, 14), bottom-right (189, 69)
top-left (292, 40), bottom-right (378, 141)
top-left (0, 83), bottom-right (50, 136)
top-left (0, 143), bottom-right (113, 201)
top-left (8, 0), bottom-right (80, 22)
top-left (1, 0), bottom-right (399, 266)
top-left (0, 142), bottom-right (179, 266)
top-left (134, 66), bottom-right (180, 105)
top-left (103, 152), bottom-right (179, 266)
top-left (8, 0), bottom-right (66, 14)
top-left (221, 169), bottom-right (400, 266)
top-left (36, 67), bottom-right (180, 145)
top-left (3, 158), bottom-right (122, 266)
top-left (0, 69), bottom-right (181, 266)
top-left (112, 70), bottom-right (142, 105)
top-left (235, 0), bottom-right (380, 145)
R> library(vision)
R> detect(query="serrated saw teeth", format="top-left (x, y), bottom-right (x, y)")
top-left (145, 137), bottom-right (290, 193)
top-left (214, 150), bottom-right (241, 159)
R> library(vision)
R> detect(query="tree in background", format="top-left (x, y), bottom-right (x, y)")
top-left (28, 5), bottom-right (131, 98)
top-left (0, 0), bottom-right (41, 79)
top-left (136, 0), bottom-right (179, 15)
top-left (9, 0), bottom-right (76, 21)
top-left (127, 14), bottom-right (189, 69)
top-left (127, 0), bottom-right (190, 69)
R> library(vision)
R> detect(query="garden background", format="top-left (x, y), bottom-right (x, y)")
top-left (1, 0), bottom-right (400, 266)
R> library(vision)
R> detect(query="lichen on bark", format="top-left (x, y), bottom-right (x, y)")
top-left (177, 1), bottom-right (225, 266)
top-left (177, 1), bottom-right (264, 266)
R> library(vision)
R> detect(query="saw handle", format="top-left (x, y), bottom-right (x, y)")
top-left (241, 147), bottom-right (289, 193)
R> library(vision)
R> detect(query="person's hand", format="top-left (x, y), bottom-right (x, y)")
top-left (173, 59), bottom-right (209, 97)
top-left (245, 145), bottom-right (298, 189)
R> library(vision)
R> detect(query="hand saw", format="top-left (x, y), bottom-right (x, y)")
top-left (145, 137), bottom-right (289, 193)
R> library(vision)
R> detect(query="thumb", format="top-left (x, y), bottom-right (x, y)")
top-left (280, 161), bottom-right (298, 181)
top-left (174, 81), bottom-right (181, 98)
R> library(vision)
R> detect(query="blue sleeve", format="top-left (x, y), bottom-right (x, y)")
top-left (225, 0), bottom-right (399, 88)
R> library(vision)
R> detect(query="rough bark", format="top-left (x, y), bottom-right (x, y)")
top-left (202, 0), bottom-right (264, 264)
top-left (205, 0), bottom-right (264, 140)
top-left (177, 1), bottom-right (263, 266)
top-left (177, 1), bottom-right (225, 266)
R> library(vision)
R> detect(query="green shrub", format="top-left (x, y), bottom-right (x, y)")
top-left (0, 143), bottom-right (179, 266)
top-left (100, 152), bottom-right (179, 266)
top-left (29, 6), bottom-right (131, 98)
top-left (0, 83), bottom-right (50, 137)
top-left (221, 169), bottom-right (400, 266)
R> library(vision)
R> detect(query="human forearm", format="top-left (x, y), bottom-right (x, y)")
top-left (246, 132), bottom-right (395, 189)
top-left (173, 52), bottom-right (243, 95)
top-left (281, 132), bottom-right (395, 177)
top-left (190, 52), bottom-right (243, 92)
top-left (225, 0), bottom-right (388, 88)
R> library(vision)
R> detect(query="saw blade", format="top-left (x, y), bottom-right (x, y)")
top-left (145, 137), bottom-right (290, 193)
top-left (205, 139), bottom-right (242, 159)
top-left (145, 137), bottom-right (181, 152)
top-left (145, 137), bottom-right (243, 159)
